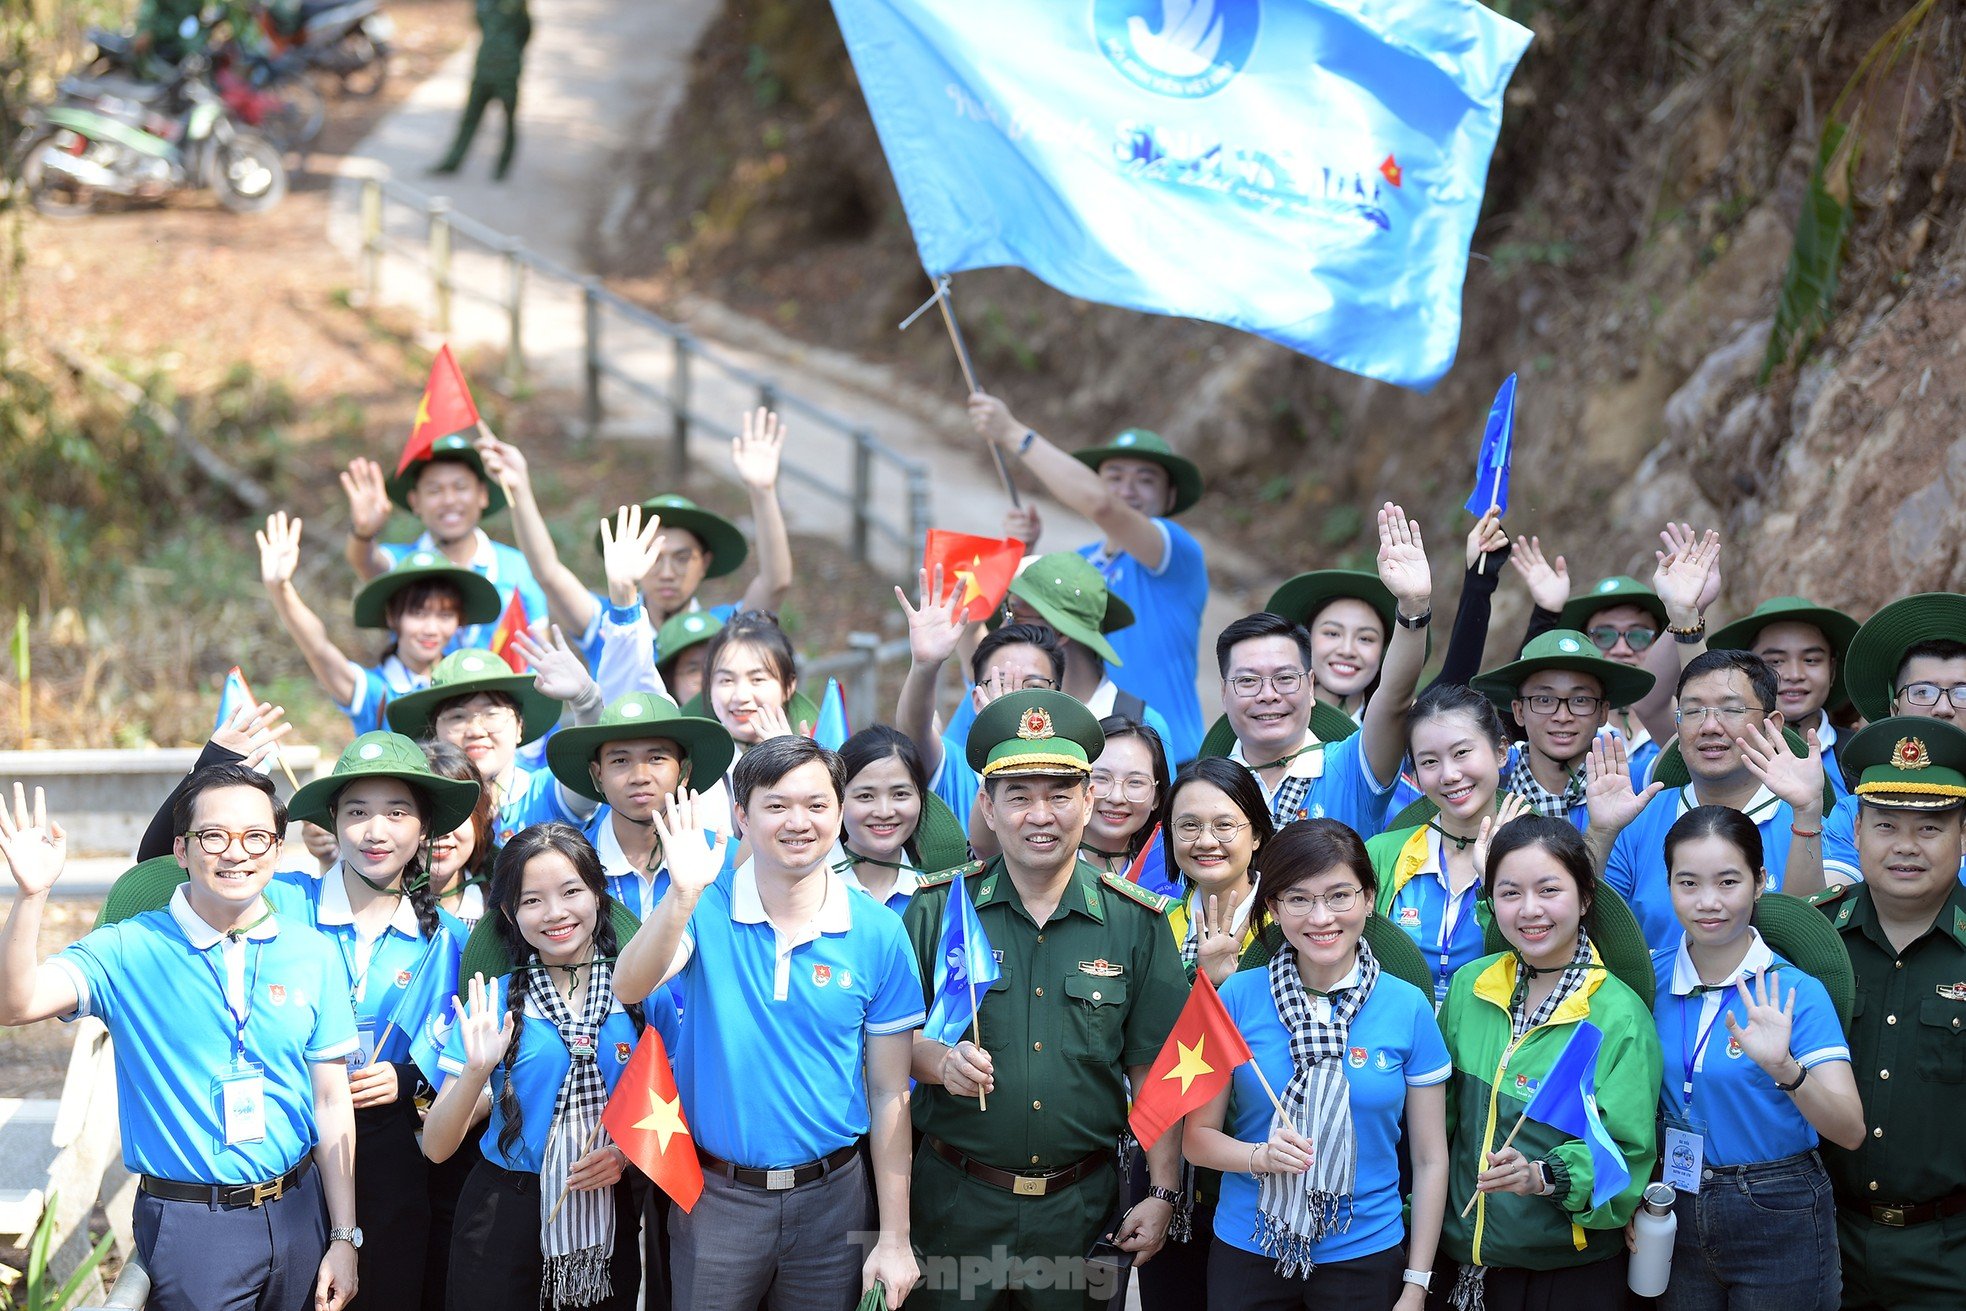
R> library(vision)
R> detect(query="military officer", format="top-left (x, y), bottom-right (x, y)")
top-left (904, 691), bottom-right (1187, 1311)
top-left (1811, 716), bottom-right (1966, 1311)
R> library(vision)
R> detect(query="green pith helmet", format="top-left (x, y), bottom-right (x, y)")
top-left (1707, 597), bottom-right (1860, 713)
top-left (384, 648), bottom-right (562, 745)
top-left (1840, 717), bottom-right (1966, 811)
top-left (1470, 629), bottom-right (1657, 712)
top-left (1556, 575), bottom-right (1669, 633)
top-left (1265, 570), bottom-right (1398, 636)
top-left (1841, 592), bottom-right (1966, 722)
top-left (966, 690), bottom-right (1104, 779)
top-left (1071, 429), bottom-right (1203, 517)
top-left (95, 855), bottom-right (193, 929)
top-left (1000, 552), bottom-right (1135, 666)
top-left (351, 550), bottom-right (503, 630)
top-left (544, 694), bottom-right (735, 804)
top-left (1753, 893), bottom-right (1856, 1029)
top-left (288, 731), bottom-right (483, 833)
top-left (386, 432), bottom-right (507, 515)
top-left (592, 495), bottom-right (747, 579)
top-left (656, 610), bottom-right (725, 670)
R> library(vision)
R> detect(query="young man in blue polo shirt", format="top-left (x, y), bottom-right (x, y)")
top-left (0, 768), bottom-right (361, 1311)
top-left (615, 736), bottom-right (923, 1311)
top-left (968, 392), bottom-right (1207, 763)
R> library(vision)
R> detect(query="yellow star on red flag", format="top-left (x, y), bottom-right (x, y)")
top-left (633, 1090), bottom-right (691, 1154)
top-left (1161, 1036), bottom-right (1214, 1095)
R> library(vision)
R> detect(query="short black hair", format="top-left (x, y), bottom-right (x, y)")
top-left (1896, 639), bottom-right (1966, 688)
top-left (1254, 818), bottom-right (1377, 908)
top-left (1215, 612), bottom-right (1314, 677)
top-left (731, 735), bottom-right (846, 809)
top-left (1160, 757), bottom-right (1276, 858)
top-left (972, 622), bottom-right (1065, 686)
top-left (1485, 815), bottom-right (1597, 926)
top-left (172, 764), bottom-right (287, 838)
top-left (1677, 648), bottom-right (1777, 711)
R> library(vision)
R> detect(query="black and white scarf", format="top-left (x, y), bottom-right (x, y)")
top-left (1500, 754), bottom-right (1585, 820)
top-left (526, 955), bottom-right (618, 1309)
top-left (1257, 939), bottom-right (1379, 1277)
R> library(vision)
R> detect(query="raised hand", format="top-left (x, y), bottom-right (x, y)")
top-left (967, 392), bottom-right (1023, 447)
top-left (1465, 511), bottom-right (1508, 571)
top-left (1472, 794), bottom-right (1529, 886)
top-left (1584, 731), bottom-right (1663, 837)
top-left (509, 625), bottom-right (596, 705)
top-left (458, 972), bottom-right (515, 1076)
top-left (1376, 502), bottom-right (1431, 614)
top-left (1196, 891), bottom-right (1243, 985)
top-left (1508, 535), bottom-right (1571, 613)
top-left (1003, 504), bottom-right (1042, 549)
top-left (0, 784), bottom-right (65, 898)
top-left (213, 698), bottom-right (292, 770)
top-left (600, 504), bottom-right (665, 606)
top-left (731, 407), bottom-right (786, 492)
top-left (1725, 969), bottom-right (1798, 1076)
top-left (969, 665), bottom-right (1017, 713)
top-left (749, 699), bottom-right (799, 743)
top-left (897, 566), bottom-right (967, 668)
top-left (1739, 720), bottom-right (1825, 815)
top-left (1653, 523), bottom-right (1722, 621)
top-left (257, 511), bottom-right (303, 587)
top-left (338, 458), bottom-right (392, 540)
top-left (651, 790), bottom-right (732, 898)
top-left (474, 434), bottom-right (531, 494)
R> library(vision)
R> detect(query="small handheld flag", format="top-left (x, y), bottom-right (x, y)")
top-left (398, 343), bottom-right (482, 477)
top-left (923, 530), bottom-right (1024, 624)
top-left (1460, 1019), bottom-right (1627, 1216)
top-left (1123, 827), bottom-right (1179, 902)
top-left (815, 679), bottom-right (851, 751)
top-left (379, 927), bottom-right (462, 1083)
top-left (602, 1029), bottom-right (705, 1211)
top-left (925, 871), bottom-right (1001, 1046)
top-left (214, 666), bottom-right (298, 790)
top-left (489, 591), bottom-right (530, 673)
top-left (1463, 373), bottom-right (1517, 518)
top-left (1129, 974), bottom-right (1262, 1150)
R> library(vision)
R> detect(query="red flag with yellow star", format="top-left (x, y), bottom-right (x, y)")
top-left (397, 343), bottom-right (482, 477)
top-left (923, 529), bottom-right (1024, 624)
top-left (1128, 973), bottom-right (1254, 1150)
top-left (489, 590), bottom-right (529, 673)
top-left (601, 1029), bottom-right (704, 1211)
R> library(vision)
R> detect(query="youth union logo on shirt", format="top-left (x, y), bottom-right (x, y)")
top-left (1094, 0), bottom-right (1260, 99)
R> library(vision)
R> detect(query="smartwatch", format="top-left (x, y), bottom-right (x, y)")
top-left (1402, 1268), bottom-right (1434, 1292)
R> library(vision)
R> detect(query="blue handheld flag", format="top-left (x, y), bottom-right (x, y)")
top-left (925, 871), bottom-right (1001, 1046)
top-left (382, 927), bottom-right (462, 1086)
top-left (214, 665), bottom-right (285, 777)
top-left (815, 678), bottom-right (851, 752)
top-left (1520, 1020), bottom-right (1629, 1208)
top-left (1464, 373), bottom-right (1517, 517)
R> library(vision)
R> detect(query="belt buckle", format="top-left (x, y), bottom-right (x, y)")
top-left (1012, 1175), bottom-right (1047, 1198)
top-left (764, 1168), bottom-right (797, 1191)
top-left (249, 1176), bottom-right (285, 1207)
top-left (1874, 1205), bottom-right (1907, 1227)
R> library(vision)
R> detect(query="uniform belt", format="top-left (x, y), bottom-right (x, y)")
top-left (140, 1156), bottom-right (312, 1208)
top-left (926, 1136), bottom-right (1110, 1198)
top-left (697, 1144), bottom-right (858, 1191)
top-left (1842, 1188), bottom-right (1966, 1228)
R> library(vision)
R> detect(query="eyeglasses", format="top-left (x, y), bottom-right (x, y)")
top-left (1674, 704), bottom-right (1759, 726)
top-left (1586, 626), bottom-right (1657, 653)
top-left (1226, 670), bottom-right (1306, 698)
top-left (1010, 676), bottom-right (1059, 691)
top-left (1173, 818), bottom-right (1250, 843)
top-left (1521, 693), bottom-right (1605, 717)
top-left (435, 705), bottom-right (518, 733)
top-left (188, 828), bottom-right (281, 857)
top-left (1897, 682), bottom-right (1966, 709)
top-left (1089, 772), bottom-right (1156, 802)
top-left (1275, 887), bottom-right (1362, 916)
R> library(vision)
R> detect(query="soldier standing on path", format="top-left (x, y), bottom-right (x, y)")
top-left (904, 691), bottom-right (1189, 1311)
top-left (432, 0), bottom-right (531, 180)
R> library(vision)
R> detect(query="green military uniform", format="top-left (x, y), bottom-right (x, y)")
top-left (1812, 718), bottom-right (1966, 1311)
top-left (902, 692), bottom-right (1187, 1311)
top-left (433, 0), bottom-right (531, 179)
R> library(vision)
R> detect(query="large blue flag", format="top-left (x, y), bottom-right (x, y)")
top-left (381, 927), bottom-right (462, 1086)
top-left (1521, 1019), bottom-right (1628, 1208)
top-left (925, 871), bottom-right (1001, 1046)
top-left (1463, 372), bottom-right (1517, 516)
top-left (831, 0), bottom-right (1531, 389)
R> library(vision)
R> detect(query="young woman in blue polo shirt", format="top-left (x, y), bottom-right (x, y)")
top-left (1184, 819), bottom-right (1450, 1310)
top-left (426, 823), bottom-right (645, 1311)
top-left (832, 726), bottom-right (931, 909)
top-left (424, 741), bottom-right (497, 930)
top-left (1649, 806), bottom-right (1864, 1310)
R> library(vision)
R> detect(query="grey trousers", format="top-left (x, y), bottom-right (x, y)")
top-left (669, 1157), bottom-right (872, 1311)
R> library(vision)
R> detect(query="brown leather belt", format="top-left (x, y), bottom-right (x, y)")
top-left (697, 1144), bottom-right (859, 1191)
top-left (140, 1156), bottom-right (312, 1208)
top-left (926, 1136), bottom-right (1110, 1198)
top-left (1845, 1188), bottom-right (1966, 1227)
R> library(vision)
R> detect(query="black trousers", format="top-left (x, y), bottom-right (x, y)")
top-left (1426, 1252), bottom-right (1630, 1311)
top-left (447, 1159), bottom-right (642, 1311)
top-left (350, 1098), bottom-right (429, 1311)
top-left (423, 1121), bottom-right (486, 1311)
top-left (1207, 1238), bottom-right (1405, 1310)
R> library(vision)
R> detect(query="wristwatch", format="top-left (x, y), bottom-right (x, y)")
top-left (1531, 1160), bottom-right (1557, 1196)
top-left (1402, 1268), bottom-right (1433, 1292)
top-left (329, 1226), bottom-right (364, 1249)
top-left (1145, 1185), bottom-right (1182, 1206)
top-left (1394, 607), bottom-right (1432, 630)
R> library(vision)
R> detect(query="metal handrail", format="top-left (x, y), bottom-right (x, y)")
top-left (352, 170), bottom-right (933, 569)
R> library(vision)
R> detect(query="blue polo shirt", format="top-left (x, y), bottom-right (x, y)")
top-left (275, 865), bottom-right (446, 1064)
top-left (1080, 520), bottom-right (1207, 764)
top-left (340, 654), bottom-right (427, 737)
top-left (1819, 722), bottom-right (1848, 803)
top-left (1649, 934), bottom-right (1849, 1168)
top-left (1605, 787), bottom-right (1800, 952)
top-left (436, 973), bottom-right (640, 1174)
top-left (1380, 831), bottom-right (1489, 1007)
top-left (1214, 965), bottom-right (1450, 1261)
top-left (578, 595), bottom-right (737, 674)
top-left (494, 764), bottom-right (584, 846)
top-left (1231, 731), bottom-right (1397, 838)
top-left (1822, 793), bottom-right (1966, 886)
top-left (381, 531), bottom-right (548, 655)
top-left (663, 863), bottom-right (925, 1168)
top-left (52, 889), bottom-right (360, 1184)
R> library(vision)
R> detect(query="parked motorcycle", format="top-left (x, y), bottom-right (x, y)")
top-left (83, 26), bottom-right (324, 153)
top-left (265, 0), bottom-right (393, 98)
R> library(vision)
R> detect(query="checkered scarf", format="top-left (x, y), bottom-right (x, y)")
top-left (1500, 754), bottom-right (1585, 820)
top-left (1256, 939), bottom-right (1378, 1277)
top-left (526, 956), bottom-right (617, 1308)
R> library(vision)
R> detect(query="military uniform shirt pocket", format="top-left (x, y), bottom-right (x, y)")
top-left (1915, 996), bottom-right (1966, 1083)
top-left (1063, 972), bottom-right (1128, 1063)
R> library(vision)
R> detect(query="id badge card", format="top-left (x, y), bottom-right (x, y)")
top-left (1663, 1124), bottom-right (1705, 1193)
top-left (214, 1063), bottom-right (267, 1148)
top-left (348, 1017), bottom-right (377, 1071)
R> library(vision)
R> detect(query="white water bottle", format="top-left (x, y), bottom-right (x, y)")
top-left (1627, 1182), bottom-right (1678, 1297)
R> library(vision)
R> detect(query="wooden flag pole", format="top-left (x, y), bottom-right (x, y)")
top-left (274, 751), bottom-right (302, 794)
top-left (475, 418), bottom-right (519, 507)
top-left (1456, 1107), bottom-right (1532, 1218)
top-left (545, 1117), bottom-right (609, 1227)
top-left (901, 275), bottom-right (1020, 505)
top-left (967, 965), bottom-right (987, 1112)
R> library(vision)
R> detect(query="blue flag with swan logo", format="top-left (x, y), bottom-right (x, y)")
top-left (1463, 372), bottom-right (1516, 516)
top-left (830, 0), bottom-right (1532, 390)
top-left (1520, 1019), bottom-right (1629, 1208)
top-left (925, 870), bottom-right (1001, 1046)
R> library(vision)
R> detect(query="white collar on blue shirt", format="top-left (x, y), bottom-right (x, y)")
top-left (169, 885), bottom-right (280, 948)
top-left (1676, 781), bottom-right (1782, 823)
top-left (315, 860), bottom-right (422, 937)
top-left (413, 527), bottom-right (495, 573)
top-left (732, 858), bottom-right (855, 934)
top-left (826, 840), bottom-right (920, 901)
top-left (1669, 927), bottom-right (1775, 997)
top-left (1228, 732), bottom-right (1327, 782)
top-left (377, 653), bottom-right (427, 695)
top-left (594, 810), bottom-right (656, 881)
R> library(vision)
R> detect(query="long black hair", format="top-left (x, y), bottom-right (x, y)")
top-left (421, 740), bottom-right (497, 892)
top-left (328, 781), bottom-right (442, 939)
top-left (1095, 715), bottom-right (1170, 860)
top-left (488, 823), bottom-right (642, 1157)
top-left (839, 725), bottom-right (928, 866)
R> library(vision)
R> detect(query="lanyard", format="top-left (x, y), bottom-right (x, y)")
top-left (1678, 989), bottom-right (1731, 1108)
top-left (1434, 879), bottom-right (1479, 997)
top-left (198, 940), bottom-right (264, 1063)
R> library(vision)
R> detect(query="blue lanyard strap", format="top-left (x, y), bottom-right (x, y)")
top-left (1678, 988), bottom-right (1730, 1109)
top-left (197, 940), bottom-right (264, 1063)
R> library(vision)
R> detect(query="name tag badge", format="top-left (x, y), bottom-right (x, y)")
top-left (348, 1018), bottom-right (377, 1071)
top-left (215, 1064), bottom-right (267, 1148)
top-left (1663, 1124), bottom-right (1704, 1194)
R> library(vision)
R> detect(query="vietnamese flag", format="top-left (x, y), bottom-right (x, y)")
top-left (1128, 974), bottom-right (1255, 1150)
top-left (489, 591), bottom-right (529, 672)
top-left (923, 529), bottom-right (1023, 623)
top-left (601, 1029), bottom-right (704, 1211)
top-left (397, 343), bottom-right (482, 477)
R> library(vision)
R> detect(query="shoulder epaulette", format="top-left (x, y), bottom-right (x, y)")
top-left (917, 859), bottom-right (985, 890)
top-left (1100, 870), bottom-right (1174, 914)
top-left (1806, 883), bottom-right (1852, 910)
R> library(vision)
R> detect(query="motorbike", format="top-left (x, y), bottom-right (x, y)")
top-left (15, 35), bottom-right (287, 217)
top-left (83, 26), bottom-right (324, 153)
top-left (265, 0), bottom-right (393, 98)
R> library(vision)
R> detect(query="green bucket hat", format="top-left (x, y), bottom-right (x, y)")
top-left (1651, 725), bottom-right (1838, 815)
top-left (1000, 552), bottom-right (1135, 666)
top-left (385, 648), bottom-right (562, 745)
top-left (1840, 716), bottom-right (1966, 811)
top-left (1239, 913), bottom-right (1438, 1002)
top-left (385, 431), bottom-right (507, 515)
top-left (1842, 592), bottom-right (1966, 722)
top-left (545, 694), bottom-right (736, 804)
top-left (592, 495), bottom-right (747, 579)
top-left (95, 855), bottom-right (192, 929)
top-left (1483, 882), bottom-right (1656, 1008)
top-left (458, 899), bottom-right (644, 991)
top-left (1753, 892), bottom-right (1856, 1030)
top-left (1557, 575), bottom-right (1669, 633)
top-left (1071, 429), bottom-right (1203, 517)
top-left (351, 550), bottom-right (503, 630)
top-left (656, 610), bottom-right (725, 669)
top-left (1470, 629), bottom-right (1657, 712)
top-left (913, 791), bottom-right (972, 874)
top-left (1707, 597), bottom-right (1859, 712)
top-left (967, 689), bottom-right (1104, 778)
top-left (1265, 570), bottom-right (1397, 636)
top-left (289, 731), bottom-right (483, 834)
top-left (1198, 702), bottom-right (1360, 760)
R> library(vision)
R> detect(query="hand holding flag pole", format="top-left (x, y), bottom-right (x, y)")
top-left (544, 1117), bottom-right (609, 1227)
top-left (900, 275), bottom-right (1019, 505)
top-left (1466, 374), bottom-right (1518, 576)
top-left (1457, 1019), bottom-right (1626, 1218)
